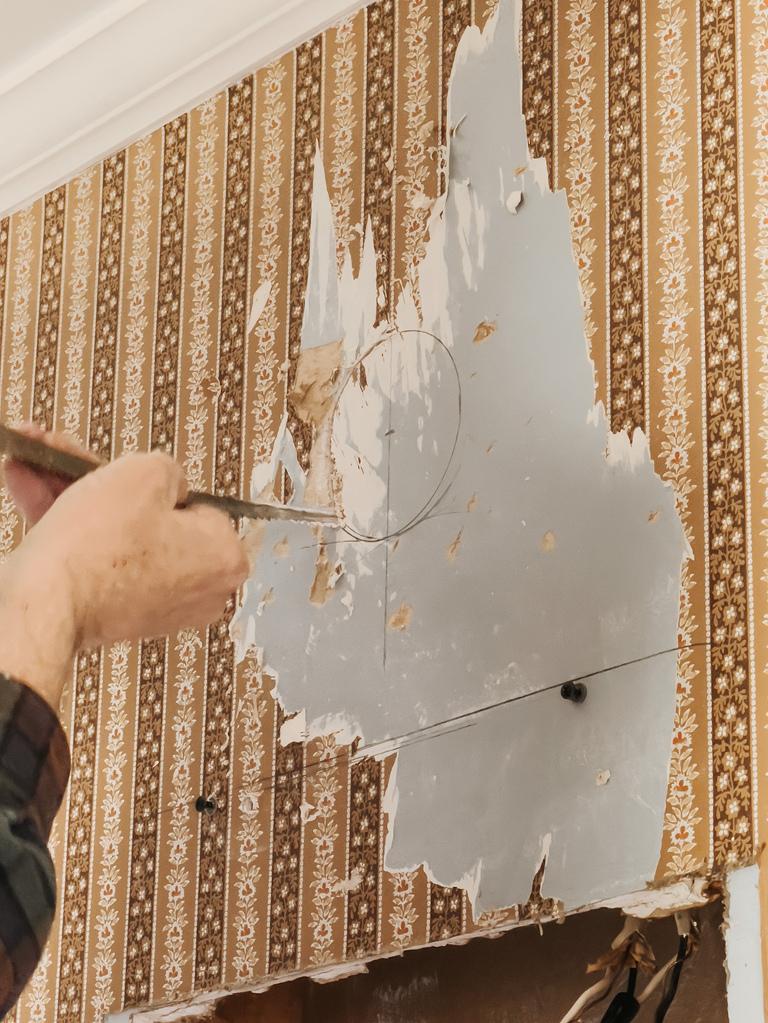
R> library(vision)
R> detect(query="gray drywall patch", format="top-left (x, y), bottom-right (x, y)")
top-left (232, 0), bottom-right (686, 915)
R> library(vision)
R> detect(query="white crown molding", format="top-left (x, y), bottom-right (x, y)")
top-left (0, 0), bottom-right (363, 217)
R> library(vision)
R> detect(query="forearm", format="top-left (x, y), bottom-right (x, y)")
top-left (0, 545), bottom-right (77, 713)
top-left (0, 670), bottom-right (71, 1019)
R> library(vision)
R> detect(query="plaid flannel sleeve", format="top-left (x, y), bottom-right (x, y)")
top-left (0, 673), bottom-right (70, 1019)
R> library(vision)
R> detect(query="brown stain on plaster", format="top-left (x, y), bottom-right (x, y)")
top-left (273, 536), bottom-right (290, 558)
top-left (288, 337), bottom-right (343, 427)
top-left (445, 530), bottom-right (463, 562)
top-left (290, 341), bottom-right (351, 514)
top-left (647, 508), bottom-right (660, 524)
top-left (472, 320), bottom-right (498, 345)
top-left (487, 442), bottom-right (495, 454)
top-left (242, 517), bottom-right (267, 574)
top-left (310, 541), bottom-right (337, 607)
top-left (387, 600), bottom-right (413, 631)
top-left (541, 530), bottom-right (556, 552)
top-left (515, 164), bottom-right (527, 176)
top-left (467, 493), bottom-right (478, 512)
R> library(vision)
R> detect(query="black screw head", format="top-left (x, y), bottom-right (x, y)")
top-left (561, 681), bottom-right (587, 704)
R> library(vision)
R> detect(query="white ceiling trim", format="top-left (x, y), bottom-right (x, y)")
top-left (0, 0), bottom-right (153, 98)
top-left (0, 0), bottom-right (362, 217)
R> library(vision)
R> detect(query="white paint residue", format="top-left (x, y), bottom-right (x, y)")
top-left (247, 281), bottom-right (272, 335)
top-left (326, 560), bottom-right (344, 589)
top-left (540, 832), bottom-right (552, 861)
top-left (381, 756), bottom-right (399, 860)
top-left (416, 193), bottom-right (453, 346)
top-left (602, 877), bottom-right (712, 918)
top-left (586, 401), bottom-right (605, 428)
top-left (332, 385), bottom-right (388, 534)
top-left (530, 154), bottom-right (550, 195)
top-left (451, 9), bottom-right (497, 71)
top-left (605, 424), bottom-right (652, 471)
top-left (280, 708), bottom-right (307, 746)
top-left (506, 190), bottom-right (523, 213)
top-left (422, 858), bottom-right (482, 910)
top-left (305, 624), bottom-right (321, 655)
top-left (239, 791), bottom-right (259, 816)
top-left (301, 143), bottom-right (343, 350)
top-left (250, 412), bottom-right (306, 503)
top-left (333, 863), bottom-right (365, 894)
top-left (454, 179), bottom-right (487, 289)
top-left (340, 224), bottom-right (378, 362)
top-left (303, 711), bottom-right (359, 748)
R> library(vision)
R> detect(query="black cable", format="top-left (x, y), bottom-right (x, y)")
top-left (141, 640), bottom-right (708, 826)
top-left (234, 642), bottom-right (700, 800)
top-left (654, 935), bottom-right (688, 1022)
top-left (599, 968), bottom-right (640, 1023)
top-left (336, 327), bottom-right (463, 545)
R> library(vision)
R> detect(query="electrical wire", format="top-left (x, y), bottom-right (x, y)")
top-left (332, 326), bottom-right (464, 545)
top-left (654, 934), bottom-right (688, 1022)
top-left (598, 967), bottom-right (640, 1023)
top-left (151, 641), bottom-right (708, 836)
top-left (207, 641), bottom-right (703, 809)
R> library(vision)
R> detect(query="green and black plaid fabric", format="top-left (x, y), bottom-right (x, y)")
top-left (0, 674), bottom-right (70, 1018)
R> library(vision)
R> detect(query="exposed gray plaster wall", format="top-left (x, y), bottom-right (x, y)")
top-left (233, 0), bottom-right (686, 915)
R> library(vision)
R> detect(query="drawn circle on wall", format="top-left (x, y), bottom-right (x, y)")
top-left (333, 328), bottom-right (463, 544)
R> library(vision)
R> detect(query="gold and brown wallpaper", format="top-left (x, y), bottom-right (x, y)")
top-left (0, 0), bottom-right (765, 1019)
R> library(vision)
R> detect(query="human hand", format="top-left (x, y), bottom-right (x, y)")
top-left (3, 422), bottom-right (102, 525)
top-left (14, 447), bottom-right (249, 648)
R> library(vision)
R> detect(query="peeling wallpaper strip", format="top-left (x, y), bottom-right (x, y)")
top-left (345, 758), bottom-right (382, 958)
top-left (607, 0), bottom-right (645, 435)
top-left (61, 169), bottom-right (97, 443)
top-left (699, 0), bottom-right (754, 866)
top-left (365, 0), bottom-right (395, 321)
top-left (0, 0), bottom-right (765, 1018)
top-left (748, 0), bottom-right (768, 932)
top-left (651, 0), bottom-right (704, 879)
top-left (33, 188), bottom-right (65, 432)
top-left (522, 0), bottom-right (554, 187)
top-left (195, 80), bottom-right (254, 991)
top-left (288, 38), bottom-right (323, 473)
top-left (125, 119), bottom-right (188, 1008)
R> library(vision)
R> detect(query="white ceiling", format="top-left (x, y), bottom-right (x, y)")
top-left (0, 0), bottom-right (360, 217)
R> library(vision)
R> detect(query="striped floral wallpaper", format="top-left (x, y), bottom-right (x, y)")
top-left (0, 0), bottom-right (765, 1019)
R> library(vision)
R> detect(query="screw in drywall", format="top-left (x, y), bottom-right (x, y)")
top-left (560, 681), bottom-right (587, 704)
top-left (195, 796), bottom-right (217, 816)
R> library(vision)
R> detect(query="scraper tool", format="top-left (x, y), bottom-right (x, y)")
top-left (0, 422), bottom-right (338, 526)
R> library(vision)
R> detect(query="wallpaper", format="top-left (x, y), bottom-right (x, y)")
top-left (0, 0), bottom-right (763, 1019)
